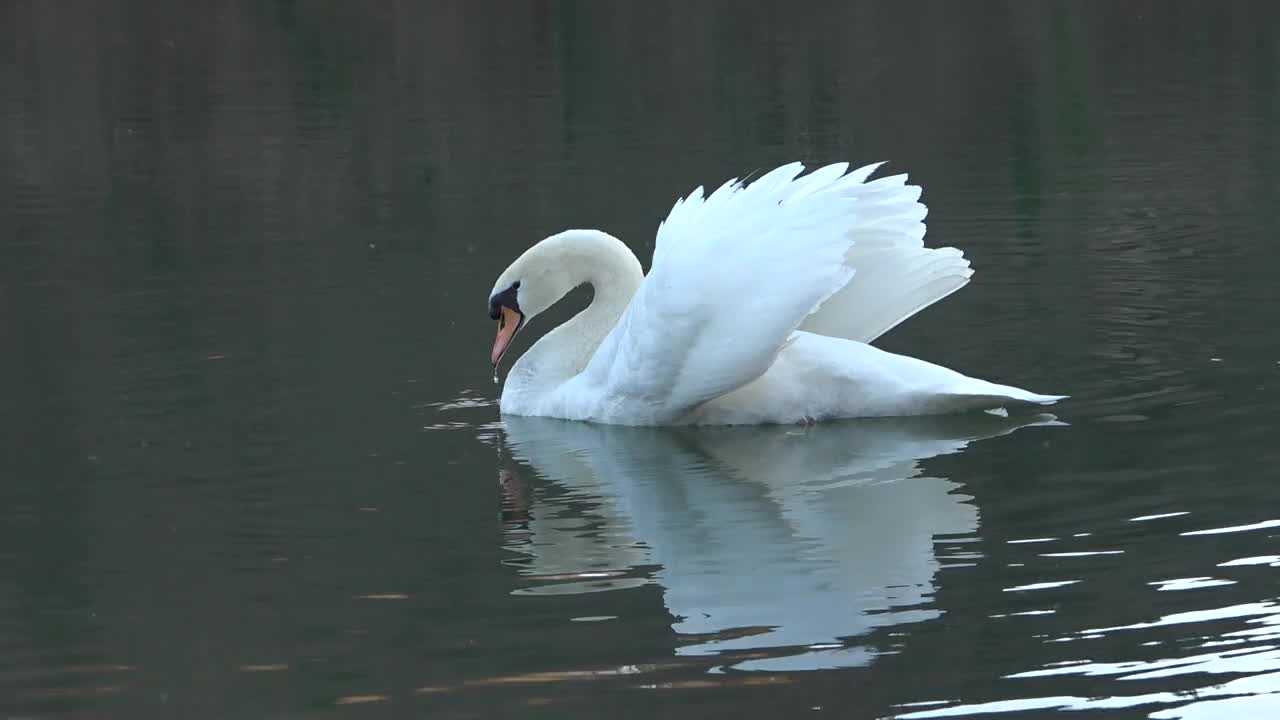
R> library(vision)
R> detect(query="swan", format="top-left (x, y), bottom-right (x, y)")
top-left (486, 161), bottom-right (1065, 425)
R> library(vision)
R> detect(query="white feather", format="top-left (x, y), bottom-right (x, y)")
top-left (577, 162), bottom-right (864, 422)
top-left (800, 168), bottom-right (974, 343)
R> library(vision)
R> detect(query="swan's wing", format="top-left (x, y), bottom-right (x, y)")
top-left (576, 162), bottom-right (867, 423)
top-left (800, 171), bottom-right (974, 343)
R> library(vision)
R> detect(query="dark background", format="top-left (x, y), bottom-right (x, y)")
top-left (3, 2), bottom-right (1279, 717)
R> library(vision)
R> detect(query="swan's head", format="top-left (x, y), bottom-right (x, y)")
top-left (487, 233), bottom-right (588, 367)
top-left (487, 277), bottom-right (528, 367)
top-left (487, 229), bottom-right (643, 368)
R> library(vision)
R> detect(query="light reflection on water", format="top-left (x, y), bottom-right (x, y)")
top-left (896, 609), bottom-right (1280, 718)
top-left (894, 537), bottom-right (1280, 718)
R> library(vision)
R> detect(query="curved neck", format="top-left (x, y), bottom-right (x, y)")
top-left (514, 230), bottom-right (644, 382)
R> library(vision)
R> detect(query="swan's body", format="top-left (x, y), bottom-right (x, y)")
top-left (487, 161), bottom-right (1064, 426)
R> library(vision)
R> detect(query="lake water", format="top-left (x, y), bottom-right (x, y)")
top-left (3, 2), bottom-right (1279, 718)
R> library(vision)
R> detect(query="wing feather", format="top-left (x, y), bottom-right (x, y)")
top-left (577, 162), bottom-right (863, 423)
top-left (570, 161), bottom-right (974, 424)
top-left (799, 170), bottom-right (973, 343)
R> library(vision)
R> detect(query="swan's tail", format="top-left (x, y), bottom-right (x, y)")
top-left (931, 385), bottom-right (1069, 415)
top-left (799, 165), bottom-right (973, 344)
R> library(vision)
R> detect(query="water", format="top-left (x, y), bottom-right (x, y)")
top-left (3, 2), bottom-right (1279, 717)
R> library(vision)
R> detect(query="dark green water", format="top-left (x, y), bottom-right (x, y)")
top-left (4, 2), bottom-right (1280, 718)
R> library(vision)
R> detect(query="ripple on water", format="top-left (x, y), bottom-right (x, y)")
top-left (1181, 519), bottom-right (1280, 536)
top-left (898, 523), bottom-right (1280, 719)
top-left (898, 620), bottom-right (1280, 716)
top-left (1148, 577), bottom-right (1238, 592)
top-left (1219, 556), bottom-right (1280, 568)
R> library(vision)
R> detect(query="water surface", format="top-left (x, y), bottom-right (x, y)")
top-left (3, 2), bottom-right (1280, 718)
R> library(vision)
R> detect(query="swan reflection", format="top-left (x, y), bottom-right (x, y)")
top-left (497, 413), bottom-right (1060, 671)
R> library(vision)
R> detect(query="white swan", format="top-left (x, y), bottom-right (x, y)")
top-left (487, 161), bottom-right (1065, 425)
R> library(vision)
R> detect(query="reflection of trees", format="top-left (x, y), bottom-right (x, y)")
top-left (5, 3), bottom-right (1275, 368)
top-left (5, 3), bottom-right (1276, 259)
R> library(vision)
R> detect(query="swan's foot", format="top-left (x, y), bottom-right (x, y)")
top-left (796, 415), bottom-right (818, 427)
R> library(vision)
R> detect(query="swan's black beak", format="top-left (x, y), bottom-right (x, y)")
top-left (491, 306), bottom-right (525, 367)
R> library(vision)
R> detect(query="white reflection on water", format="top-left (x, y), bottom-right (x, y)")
top-left (896, 596), bottom-right (1280, 718)
top-left (896, 674), bottom-right (1280, 718)
top-left (1148, 577), bottom-right (1237, 591)
top-left (1220, 556), bottom-right (1280, 568)
top-left (1181, 519), bottom-right (1280, 536)
top-left (496, 413), bottom-right (1061, 671)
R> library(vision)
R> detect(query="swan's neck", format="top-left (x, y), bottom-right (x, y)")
top-left (511, 230), bottom-right (644, 385)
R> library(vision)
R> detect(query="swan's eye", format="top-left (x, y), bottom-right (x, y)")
top-left (488, 281), bottom-right (523, 321)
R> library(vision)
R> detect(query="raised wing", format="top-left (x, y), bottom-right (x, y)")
top-left (800, 171), bottom-right (973, 343)
top-left (574, 162), bottom-right (870, 424)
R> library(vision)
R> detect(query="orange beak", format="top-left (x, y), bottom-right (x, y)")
top-left (491, 306), bottom-right (524, 367)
